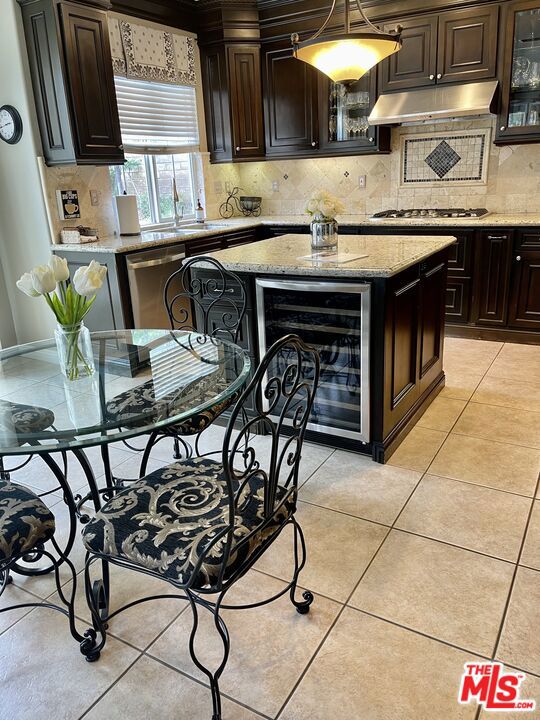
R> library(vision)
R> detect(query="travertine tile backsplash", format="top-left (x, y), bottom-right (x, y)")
top-left (41, 117), bottom-right (540, 241)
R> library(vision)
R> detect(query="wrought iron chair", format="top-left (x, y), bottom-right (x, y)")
top-left (0, 399), bottom-right (57, 480)
top-left (0, 478), bottom-right (98, 659)
top-left (81, 334), bottom-right (320, 720)
top-left (104, 255), bottom-right (248, 478)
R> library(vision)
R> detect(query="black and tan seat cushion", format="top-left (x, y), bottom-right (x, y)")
top-left (105, 374), bottom-right (237, 437)
top-left (0, 400), bottom-right (55, 439)
top-left (82, 457), bottom-right (294, 589)
top-left (0, 480), bottom-right (55, 564)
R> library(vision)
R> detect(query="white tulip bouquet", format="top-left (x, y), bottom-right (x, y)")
top-left (17, 256), bottom-right (107, 380)
top-left (305, 190), bottom-right (345, 222)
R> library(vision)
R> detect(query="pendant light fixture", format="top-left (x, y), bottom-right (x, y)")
top-left (292, 0), bottom-right (402, 84)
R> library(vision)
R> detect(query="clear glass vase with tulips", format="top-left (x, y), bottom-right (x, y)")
top-left (17, 256), bottom-right (107, 381)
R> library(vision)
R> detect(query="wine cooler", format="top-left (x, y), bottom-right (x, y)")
top-left (255, 279), bottom-right (370, 443)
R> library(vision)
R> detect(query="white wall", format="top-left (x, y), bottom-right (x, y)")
top-left (0, 0), bottom-right (55, 344)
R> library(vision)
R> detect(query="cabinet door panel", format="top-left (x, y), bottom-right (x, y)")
top-left (509, 251), bottom-right (540, 329)
top-left (473, 232), bottom-right (512, 326)
top-left (446, 279), bottom-right (471, 323)
top-left (419, 260), bottom-right (446, 394)
top-left (263, 45), bottom-right (318, 156)
top-left (201, 46), bottom-right (231, 162)
top-left (227, 45), bottom-right (264, 159)
top-left (384, 272), bottom-right (420, 436)
top-left (447, 232), bottom-right (473, 275)
top-left (437, 6), bottom-right (498, 84)
top-left (60, 2), bottom-right (123, 164)
top-left (380, 16), bottom-right (437, 92)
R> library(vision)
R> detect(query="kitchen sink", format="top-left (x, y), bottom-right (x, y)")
top-left (177, 222), bottom-right (229, 232)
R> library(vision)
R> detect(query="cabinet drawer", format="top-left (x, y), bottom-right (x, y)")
top-left (445, 278), bottom-right (471, 323)
top-left (190, 267), bottom-right (246, 304)
top-left (185, 237), bottom-right (224, 256)
top-left (515, 230), bottom-right (540, 251)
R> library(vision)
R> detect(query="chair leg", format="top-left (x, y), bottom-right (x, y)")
top-left (289, 518), bottom-right (314, 615)
top-left (80, 554), bottom-right (107, 662)
top-left (139, 430), bottom-right (159, 478)
top-left (186, 589), bottom-right (230, 720)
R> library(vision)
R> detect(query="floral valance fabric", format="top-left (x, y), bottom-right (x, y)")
top-left (109, 17), bottom-right (197, 86)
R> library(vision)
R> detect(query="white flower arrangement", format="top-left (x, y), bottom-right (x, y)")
top-left (305, 191), bottom-right (345, 222)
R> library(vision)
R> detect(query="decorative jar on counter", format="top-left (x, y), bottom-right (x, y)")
top-left (310, 214), bottom-right (338, 251)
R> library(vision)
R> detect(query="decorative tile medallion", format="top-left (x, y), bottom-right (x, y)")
top-left (401, 129), bottom-right (490, 186)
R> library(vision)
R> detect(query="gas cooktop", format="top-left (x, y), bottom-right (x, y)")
top-left (371, 208), bottom-right (490, 220)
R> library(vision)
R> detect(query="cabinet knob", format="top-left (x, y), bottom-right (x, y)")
top-left (437, 73), bottom-right (442, 79)
top-left (311, 141), bottom-right (317, 147)
top-left (429, 74), bottom-right (434, 80)
top-left (516, 255), bottom-right (522, 261)
top-left (368, 136), bottom-right (374, 142)
top-left (235, 146), bottom-right (240, 152)
top-left (118, 144), bottom-right (124, 150)
top-left (500, 126), bottom-right (506, 131)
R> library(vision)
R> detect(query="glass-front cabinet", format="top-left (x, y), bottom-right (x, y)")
top-left (497, 0), bottom-right (540, 143)
top-left (318, 71), bottom-right (390, 154)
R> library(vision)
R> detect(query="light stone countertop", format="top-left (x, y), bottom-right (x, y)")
top-left (51, 212), bottom-right (540, 255)
top-left (207, 233), bottom-right (457, 278)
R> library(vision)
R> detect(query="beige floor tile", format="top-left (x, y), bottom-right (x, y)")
top-left (453, 403), bottom-right (540, 449)
top-left (521, 502), bottom-right (540, 571)
top-left (300, 450), bottom-right (421, 524)
top-left (148, 571), bottom-right (341, 718)
top-left (85, 655), bottom-right (263, 720)
top-left (472, 375), bottom-right (540, 413)
top-left (417, 397), bottom-right (467, 432)
top-left (497, 567), bottom-right (540, 675)
top-left (0, 607), bottom-right (139, 720)
top-left (388, 426), bottom-right (447, 472)
top-left (428, 434), bottom-right (540, 497)
top-left (280, 607), bottom-right (478, 720)
top-left (255, 501), bottom-right (388, 602)
top-left (48, 563), bottom-right (189, 651)
top-left (440, 369), bottom-right (484, 401)
top-left (479, 669), bottom-right (540, 719)
top-left (444, 337), bottom-right (503, 369)
top-left (0, 584), bottom-right (39, 634)
top-left (487, 343), bottom-right (540, 385)
top-left (350, 531), bottom-right (514, 655)
top-left (249, 435), bottom-right (335, 487)
top-left (396, 474), bottom-right (531, 561)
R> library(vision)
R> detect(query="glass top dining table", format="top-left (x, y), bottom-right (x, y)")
top-left (0, 329), bottom-right (251, 456)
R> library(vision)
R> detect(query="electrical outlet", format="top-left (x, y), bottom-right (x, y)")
top-left (225, 181), bottom-right (232, 193)
top-left (272, 181), bottom-right (279, 192)
top-left (358, 175), bottom-right (367, 189)
top-left (214, 181), bottom-right (223, 194)
top-left (89, 189), bottom-right (100, 206)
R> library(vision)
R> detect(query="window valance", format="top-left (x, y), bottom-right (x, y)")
top-left (109, 17), bottom-right (197, 87)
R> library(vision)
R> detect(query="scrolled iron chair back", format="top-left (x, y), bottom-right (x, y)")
top-left (208, 333), bottom-right (320, 588)
top-left (164, 256), bottom-right (247, 344)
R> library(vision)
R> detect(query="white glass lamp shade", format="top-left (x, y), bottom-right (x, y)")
top-left (295, 33), bottom-right (401, 83)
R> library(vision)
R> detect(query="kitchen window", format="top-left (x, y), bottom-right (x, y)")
top-left (109, 76), bottom-right (202, 227)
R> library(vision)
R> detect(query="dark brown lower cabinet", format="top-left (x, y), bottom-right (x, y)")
top-left (509, 251), bottom-right (540, 329)
top-left (472, 231), bottom-right (513, 326)
top-left (418, 259), bottom-right (446, 394)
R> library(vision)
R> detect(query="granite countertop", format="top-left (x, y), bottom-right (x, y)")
top-left (207, 233), bottom-right (456, 278)
top-left (51, 212), bottom-right (540, 255)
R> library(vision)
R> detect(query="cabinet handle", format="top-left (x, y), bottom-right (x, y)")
top-left (437, 73), bottom-right (442, 79)
top-left (212, 287), bottom-right (235, 294)
top-left (516, 255), bottom-right (522, 261)
top-left (487, 235), bottom-right (508, 240)
top-left (429, 74), bottom-right (434, 80)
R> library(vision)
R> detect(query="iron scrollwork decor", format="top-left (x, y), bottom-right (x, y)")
top-left (80, 334), bottom-right (320, 720)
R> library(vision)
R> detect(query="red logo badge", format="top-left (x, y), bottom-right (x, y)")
top-left (458, 662), bottom-right (536, 712)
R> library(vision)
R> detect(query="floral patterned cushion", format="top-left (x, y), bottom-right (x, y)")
top-left (105, 375), bottom-right (236, 437)
top-left (0, 480), bottom-right (55, 564)
top-left (0, 400), bottom-right (55, 438)
top-left (82, 457), bottom-right (295, 589)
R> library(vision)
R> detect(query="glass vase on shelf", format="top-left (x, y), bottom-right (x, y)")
top-left (55, 322), bottom-right (95, 381)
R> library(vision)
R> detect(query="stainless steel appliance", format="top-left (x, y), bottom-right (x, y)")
top-left (126, 244), bottom-right (187, 328)
top-left (371, 207), bottom-right (490, 220)
top-left (255, 278), bottom-right (370, 443)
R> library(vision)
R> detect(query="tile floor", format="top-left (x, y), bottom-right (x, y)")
top-left (1, 337), bottom-right (540, 719)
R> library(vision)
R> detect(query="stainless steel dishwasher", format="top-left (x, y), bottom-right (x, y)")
top-left (126, 244), bottom-right (188, 328)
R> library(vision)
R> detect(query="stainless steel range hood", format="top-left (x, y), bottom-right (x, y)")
top-left (368, 80), bottom-right (498, 125)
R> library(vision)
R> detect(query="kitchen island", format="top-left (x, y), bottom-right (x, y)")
top-left (207, 233), bottom-right (456, 463)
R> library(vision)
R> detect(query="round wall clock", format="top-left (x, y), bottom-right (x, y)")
top-left (0, 105), bottom-right (23, 145)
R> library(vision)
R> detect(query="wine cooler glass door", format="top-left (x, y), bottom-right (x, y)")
top-left (255, 279), bottom-right (370, 443)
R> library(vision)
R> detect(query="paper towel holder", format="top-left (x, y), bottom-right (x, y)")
top-left (115, 191), bottom-right (141, 236)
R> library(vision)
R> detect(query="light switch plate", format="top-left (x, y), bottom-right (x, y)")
top-left (90, 189), bottom-right (99, 206)
top-left (358, 175), bottom-right (367, 189)
top-left (272, 181), bottom-right (279, 192)
top-left (214, 181), bottom-right (223, 194)
top-left (225, 181), bottom-right (232, 193)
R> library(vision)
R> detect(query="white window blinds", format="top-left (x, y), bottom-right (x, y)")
top-left (114, 76), bottom-right (199, 153)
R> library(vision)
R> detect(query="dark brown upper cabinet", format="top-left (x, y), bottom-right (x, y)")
top-left (200, 43), bottom-right (264, 162)
top-left (263, 44), bottom-right (318, 158)
top-left (318, 70), bottom-right (390, 155)
top-left (19, 0), bottom-right (124, 166)
top-left (380, 16), bottom-right (438, 92)
top-left (380, 5), bottom-right (498, 93)
top-left (496, 0), bottom-right (540, 145)
top-left (228, 46), bottom-right (265, 160)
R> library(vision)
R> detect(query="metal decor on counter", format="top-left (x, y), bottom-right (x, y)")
top-left (219, 187), bottom-right (262, 218)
